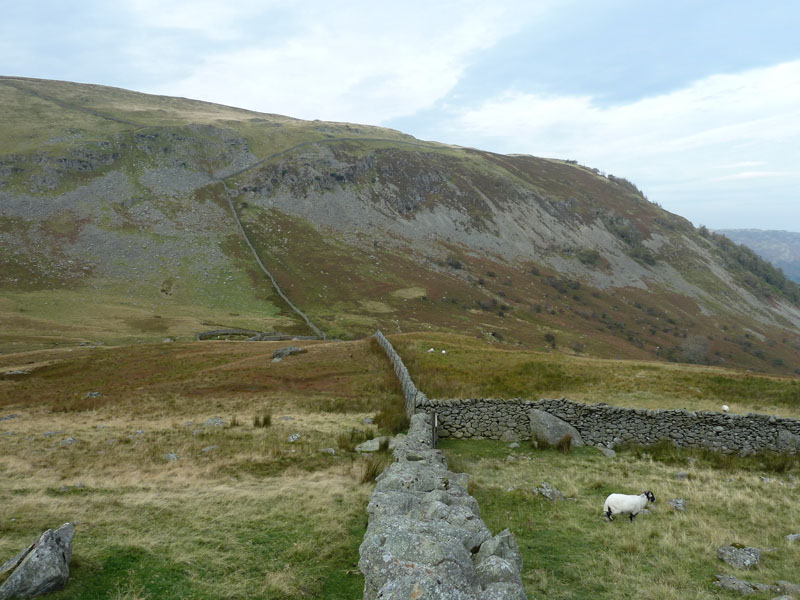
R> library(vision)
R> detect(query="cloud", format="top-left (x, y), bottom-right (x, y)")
top-left (126, 0), bottom-right (554, 123)
top-left (438, 60), bottom-right (800, 227)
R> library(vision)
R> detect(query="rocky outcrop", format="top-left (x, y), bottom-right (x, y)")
top-left (359, 413), bottom-right (527, 599)
top-left (0, 523), bottom-right (75, 599)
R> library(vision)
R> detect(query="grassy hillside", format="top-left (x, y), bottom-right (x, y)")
top-left (2, 334), bottom-right (798, 598)
top-left (2, 77), bottom-right (800, 376)
top-left (0, 337), bottom-right (403, 599)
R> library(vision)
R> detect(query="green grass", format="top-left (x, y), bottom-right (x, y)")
top-left (441, 439), bottom-right (800, 600)
top-left (390, 333), bottom-right (800, 418)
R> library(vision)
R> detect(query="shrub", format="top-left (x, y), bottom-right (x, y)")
top-left (375, 402), bottom-right (410, 434)
top-left (253, 412), bottom-right (272, 428)
top-left (337, 428), bottom-right (373, 453)
top-left (359, 454), bottom-right (389, 484)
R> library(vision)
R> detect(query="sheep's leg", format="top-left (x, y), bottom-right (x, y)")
top-left (629, 512), bottom-right (637, 522)
top-left (605, 508), bottom-right (613, 522)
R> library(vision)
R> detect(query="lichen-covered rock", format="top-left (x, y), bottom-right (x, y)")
top-left (718, 545), bottom-right (762, 569)
top-left (0, 523), bottom-right (75, 600)
top-left (528, 409), bottom-right (584, 447)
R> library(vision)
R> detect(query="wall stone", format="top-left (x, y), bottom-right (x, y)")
top-left (418, 396), bottom-right (800, 456)
top-left (359, 412), bottom-right (527, 599)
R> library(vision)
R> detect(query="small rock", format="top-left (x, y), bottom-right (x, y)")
top-left (192, 429), bottom-right (203, 435)
top-left (355, 437), bottom-right (388, 452)
top-left (85, 392), bottom-right (102, 399)
top-left (362, 417), bottom-right (374, 425)
top-left (508, 442), bottom-right (520, 449)
top-left (668, 498), bottom-right (686, 511)
top-left (0, 414), bottom-right (19, 422)
top-left (674, 471), bottom-right (689, 480)
top-left (135, 430), bottom-right (144, 436)
top-left (280, 416), bottom-right (294, 421)
top-left (60, 437), bottom-right (77, 446)
top-left (43, 431), bottom-right (63, 438)
top-left (687, 457), bottom-right (697, 464)
top-left (786, 533), bottom-right (800, 543)
top-left (202, 417), bottom-right (225, 427)
top-left (272, 346), bottom-right (304, 361)
top-left (287, 433), bottom-right (301, 443)
top-left (320, 447), bottom-right (336, 455)
top-left (200, 445), bottom-right (218, 453)
top-left (597, 446), bottom-right (616, 458)
top-left (718, 545), bottom-right (761, 569)
top-left (533, 482), bottom-right (564, 501)
top-left (165, 453), bottom-right (180, 462)
top-left (183, 421), bottom-right (193, 427)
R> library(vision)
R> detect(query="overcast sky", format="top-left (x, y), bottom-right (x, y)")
top-left (3, 0), bottom-right (798, 230)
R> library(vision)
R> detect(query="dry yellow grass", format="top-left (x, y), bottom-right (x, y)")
top-left (0, 337), bottom-right (400, 599)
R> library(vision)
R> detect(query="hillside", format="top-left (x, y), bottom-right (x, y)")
top-left (718, 229), bottom-right (800, 284)
top-left (2, 76), bottom-right (800, 374)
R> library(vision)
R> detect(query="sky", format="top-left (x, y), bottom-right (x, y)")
top-left (2, 0), bottom-right (799, 230)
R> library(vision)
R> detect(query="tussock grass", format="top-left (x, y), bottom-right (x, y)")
top-left (441, 439), bottom-right (800, 599)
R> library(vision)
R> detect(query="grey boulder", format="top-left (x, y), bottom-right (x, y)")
top-left (718, 545), bottom-right (761, 569)
top-left (528, 409), bottom-right (583, 447)
top-left (0, 523), bottom-right (75, 600)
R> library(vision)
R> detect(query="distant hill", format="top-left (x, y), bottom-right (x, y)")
top-left (2, 76), bottom-right (800, 374)
top-left (717, 229), bottom-right (800, 283)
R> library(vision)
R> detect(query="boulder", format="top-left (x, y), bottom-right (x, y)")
top-left (776, 429), bottom-right (800, 452)
top-left (786, 533), bottom-right (800, 543)
top-left (0, 523), bottom-right (75, 600)
top-left (718, 545), bottom-right (761, 569)
top-left (528, 409), bottom-right (583, 447)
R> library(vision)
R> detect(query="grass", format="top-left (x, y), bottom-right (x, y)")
top-left (440, 438), bottom-right (800, 600)
top-left (390, 332), bottom-right (800, 418)
top-left (0, 337), bottom-right (407, 599)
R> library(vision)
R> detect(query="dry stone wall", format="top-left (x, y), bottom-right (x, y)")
top-left (366, 332), bottom-right (527, 598)
top-left (373, 331), bottom-right (426, 418)
top-left (359, 412), bottom-right (527, 599)
top-left (417, 396), bottom-right (800, 455)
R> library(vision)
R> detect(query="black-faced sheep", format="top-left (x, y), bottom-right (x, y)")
top-left (603, 491), bottom-right (656, 522)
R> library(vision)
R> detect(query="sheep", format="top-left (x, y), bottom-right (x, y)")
top-left (722, 404), bottom-right (730, 413)
top-left (603, 491), bottom-right (656, 522)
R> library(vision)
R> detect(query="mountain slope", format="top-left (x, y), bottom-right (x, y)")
top-left (717, 229), bottom-right (800, 283)
top-left (2, 76), bottom-right (800, 374)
